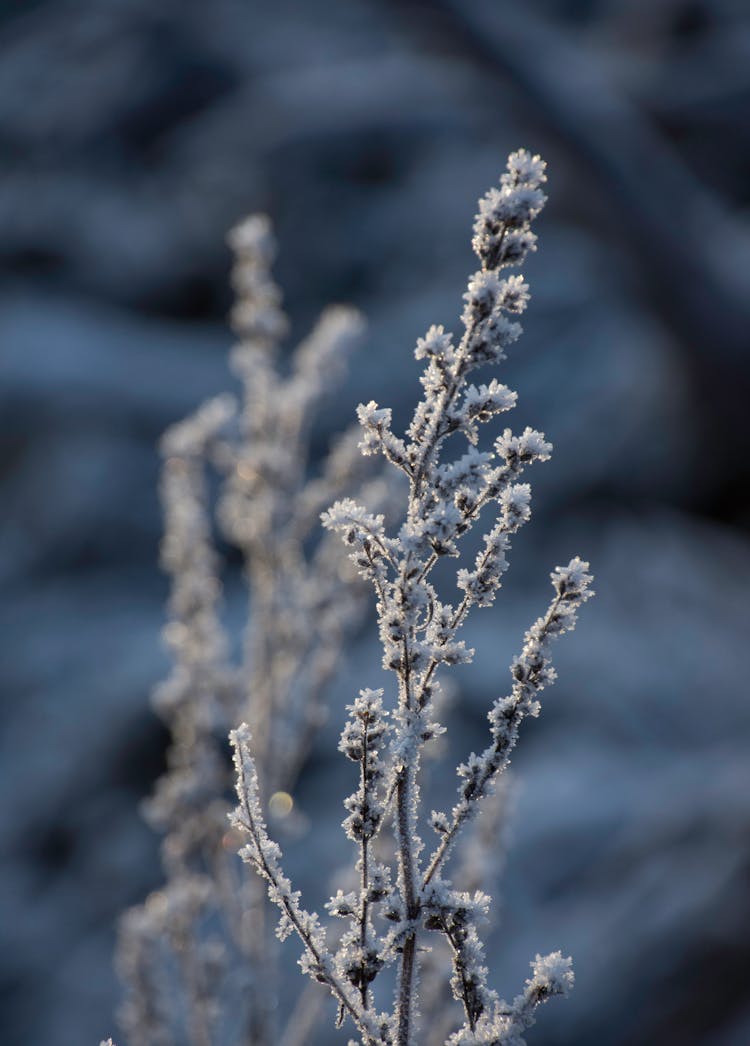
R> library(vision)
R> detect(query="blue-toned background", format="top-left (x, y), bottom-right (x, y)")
top-left (2, 1), bottom-right (749, 1043)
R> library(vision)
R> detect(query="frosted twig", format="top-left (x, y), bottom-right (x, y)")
top-left (423, 559), bottom-right (593, 891)
top-left (111, 148), bottom-right (594, 1046)
top-left (230, 150), bottom-right (593, 1045)
top-left (117, 211), bottom-right (382, 1046)
top-left (230, 726), bottom-right (394, 1046)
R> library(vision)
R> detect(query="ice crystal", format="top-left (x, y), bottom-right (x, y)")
top-left (229, 150), bottom-right (593, 1045)
top-left (116, 209), bottom-right (386, 1046)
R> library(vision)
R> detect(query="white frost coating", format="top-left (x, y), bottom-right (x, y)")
top-left (115, 208), bottom-right (387, 1046)
top-left (110, 150), bottom-right (592, 1046)
top-left (229, 150), bottom-right (593, 1045)
top-left (229, 726), bottom-right (392, 1046)
top-left (444, 949), bottom-right (573, 1045)
top-left (414, 324), bottom-right (455, 363)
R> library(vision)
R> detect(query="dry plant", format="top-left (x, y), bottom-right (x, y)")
top-left (115, 214), bottom-right (388, 1046)
top-left (228, 150), bottom-right (593, 1046)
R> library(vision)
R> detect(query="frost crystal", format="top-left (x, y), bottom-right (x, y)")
top-left (228, 150), bottom-right (593, 1045)
top-left (116, 210), bottom-right (387, 1046)
top-left (114, 149), bottom-right (593, 1046)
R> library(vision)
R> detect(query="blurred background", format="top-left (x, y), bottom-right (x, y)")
top-left (1, 0), bottom-right (749, 1043)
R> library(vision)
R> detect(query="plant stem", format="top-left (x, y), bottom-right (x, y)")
top-left (395, 764), bottom-right (418, 1046)
top-left (359, 720), bottom-right (370, 1010)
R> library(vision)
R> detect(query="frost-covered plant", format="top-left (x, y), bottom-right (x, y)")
top-left (117, 216), bottom-right (386, 1046)
top-left (229, 150), bottom-right (593, 1045)
top-left (418, 774), bottom-right (516, 1045)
